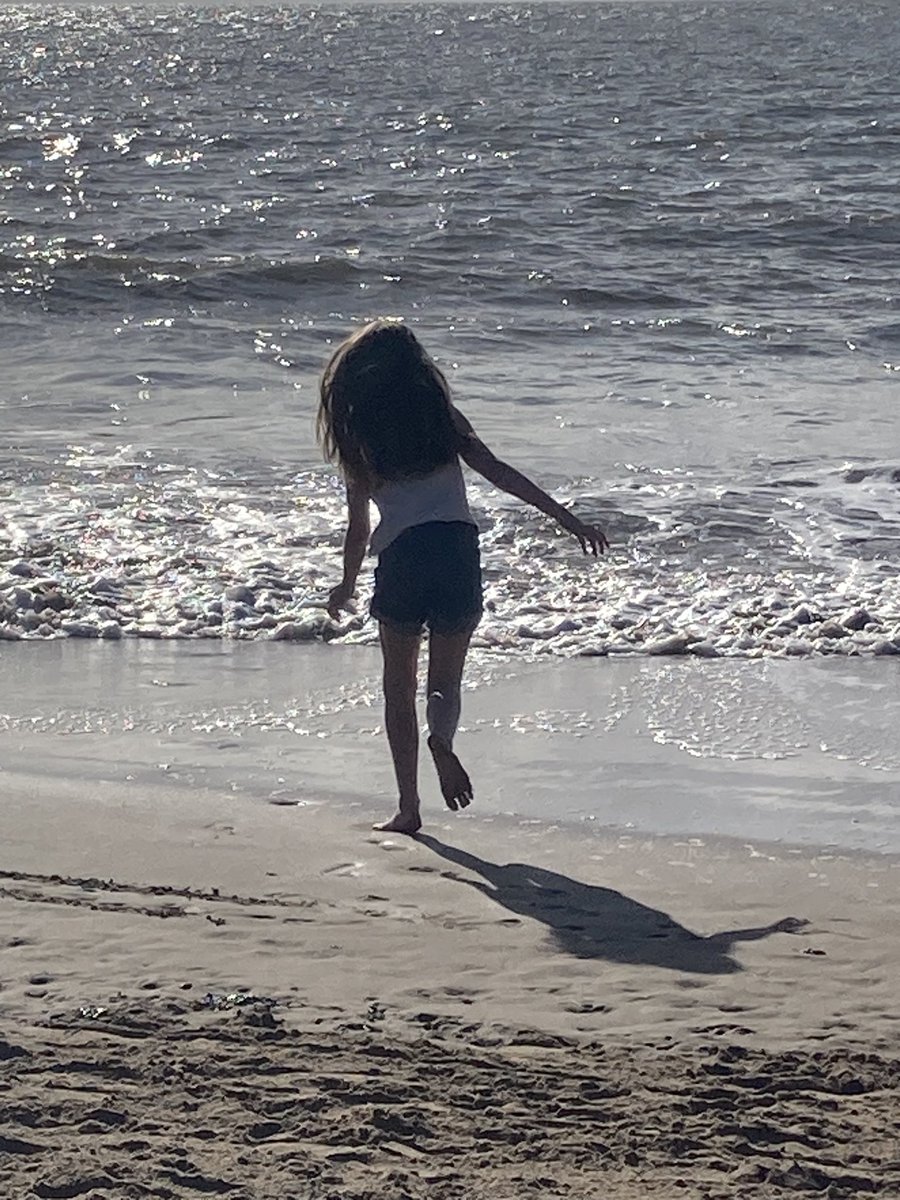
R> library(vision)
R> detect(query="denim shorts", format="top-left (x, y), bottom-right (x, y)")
top-left (370, 521), bottom-right (483, 635)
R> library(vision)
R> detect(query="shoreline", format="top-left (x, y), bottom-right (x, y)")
top-left (2, 640), bottom-right (899, 854)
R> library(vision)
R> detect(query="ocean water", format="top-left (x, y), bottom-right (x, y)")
top-left (2, 1), bottom-right (899, 659)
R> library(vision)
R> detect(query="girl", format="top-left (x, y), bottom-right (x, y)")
top-left (319, 319), bottom-right (608, 834)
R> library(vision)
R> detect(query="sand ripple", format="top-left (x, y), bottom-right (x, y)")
top-left (3, 1001), bottom-right (898, 1200)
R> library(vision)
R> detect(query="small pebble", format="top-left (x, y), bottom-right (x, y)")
top-left (818, 620), bottom-right (848, 639)
top-left (62, 621), bottom-right (100, 638)
top-left (226, 603), bottom-right (254, 621)
top-left (689, 641), bottom-right (720, 658)
top-left (841, 607), bottom-right (872, 631)
top-left (38, 590), bottom-right (68, 613)
top-left (647, 633), bottom-right (690, 656)
top-left (782, 637), bottom-right (811, 656)
top-left (225, 585), bottom-right (256, 605)
top-left (90, 575), bottom-right (121, 595)
top-left (789, 604), bottom-right (817, 625)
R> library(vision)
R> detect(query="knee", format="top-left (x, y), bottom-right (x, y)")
top-left (428, 682), bottom-right (460, 706)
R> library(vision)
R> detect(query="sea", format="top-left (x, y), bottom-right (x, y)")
top-left (2, 0), bottom-right (899, 661)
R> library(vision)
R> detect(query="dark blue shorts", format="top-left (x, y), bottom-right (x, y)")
top-left (371, 521), bottom-right (483, 636)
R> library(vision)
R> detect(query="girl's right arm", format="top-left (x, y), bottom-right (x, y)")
top-left (327, 475), bottom-right (371, 618)
top-left (452, 406), bottom-right (609, 555)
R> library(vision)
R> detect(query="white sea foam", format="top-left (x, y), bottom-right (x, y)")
top-left (1, 448), bottom-right (898, 661)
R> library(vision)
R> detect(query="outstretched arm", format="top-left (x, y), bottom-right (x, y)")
top-left (452, 407), bottom-right (609, 555)
top-left (327, 476), bottom-right (371, 618)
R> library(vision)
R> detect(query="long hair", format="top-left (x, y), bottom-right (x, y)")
top-left (317, 319), bottom-right (458, 483)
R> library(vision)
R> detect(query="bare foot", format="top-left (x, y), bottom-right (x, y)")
top-left (428, 735), bottom-right (473, 812)
top-left (373, 811), bottom-right (422, 835)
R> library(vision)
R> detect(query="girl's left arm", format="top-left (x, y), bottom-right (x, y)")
top-left (327, 476), bottom-right (370, 618)
top-left (452, 406), bottom-right (609, 555)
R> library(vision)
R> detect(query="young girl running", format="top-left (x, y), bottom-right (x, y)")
top-left (319, 319), bottom-right (608, 834)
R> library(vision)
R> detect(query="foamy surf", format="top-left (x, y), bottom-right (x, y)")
top-left (1, 449), bottom-right (898, 660)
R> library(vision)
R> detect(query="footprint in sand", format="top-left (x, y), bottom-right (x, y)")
top-left (322, 862), bottom-right (367, 877)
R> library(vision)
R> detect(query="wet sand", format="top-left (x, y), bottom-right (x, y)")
top-left (2, 641), bottom-right (899, 850)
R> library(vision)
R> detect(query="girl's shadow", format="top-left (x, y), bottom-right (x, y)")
top-left (417, 835), bottom-right (807, 975)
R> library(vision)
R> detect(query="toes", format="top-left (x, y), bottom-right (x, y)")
top-left (450, 784), bottom-right (473, 810)
top-left (429, 741), bottom-right (474, 812)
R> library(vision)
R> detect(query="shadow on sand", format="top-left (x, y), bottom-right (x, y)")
top-left (417, 835), bottom-right (806, 975)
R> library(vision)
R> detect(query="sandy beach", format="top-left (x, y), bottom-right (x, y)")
top-left (2, 647), bottom-right (899, 1198)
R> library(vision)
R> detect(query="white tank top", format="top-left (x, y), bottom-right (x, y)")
top-left (369, 458), bottom-right (475, 556)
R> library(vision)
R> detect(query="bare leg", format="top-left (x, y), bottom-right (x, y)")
top-left (376, 622), bottom-right (423, 834)
top-left (426, 625), bottom-right (475, 811)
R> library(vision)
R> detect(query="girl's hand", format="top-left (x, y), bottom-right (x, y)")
top-left (560, 514), bottom-right (610, 556)
top-left (327, 582), bottom-right (355, 620)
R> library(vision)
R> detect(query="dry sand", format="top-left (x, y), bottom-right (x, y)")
top-left (2, 760), bottom-right (899, 1200)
